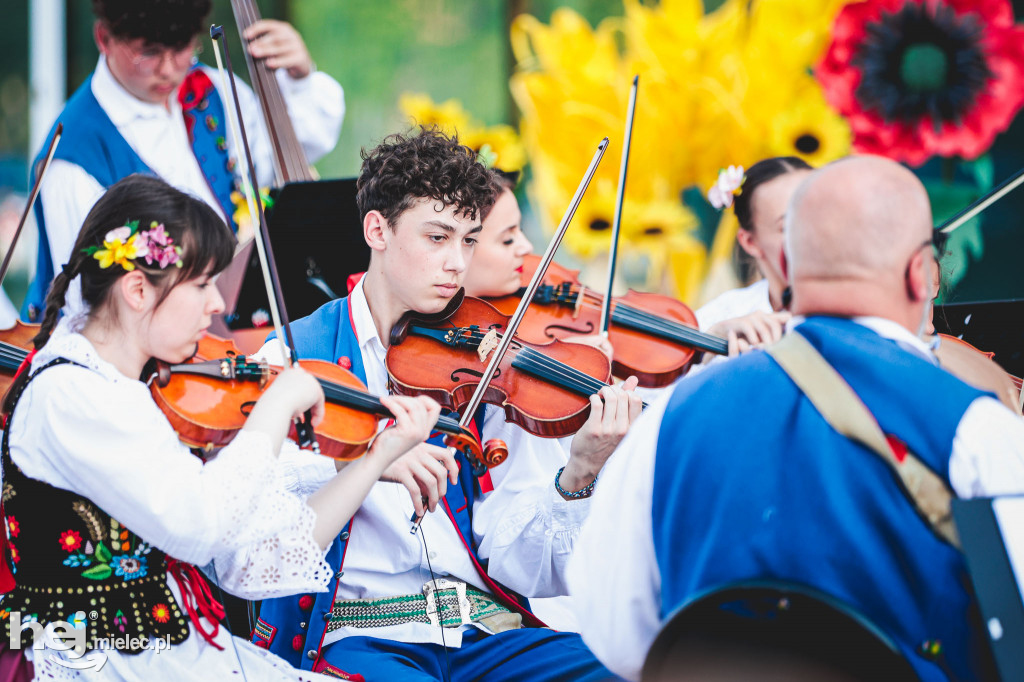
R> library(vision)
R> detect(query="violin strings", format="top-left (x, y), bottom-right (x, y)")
top-left (313, 377), bottom-right (463, 436)
top-left (453, 329), bottom-right (611, 397)
top-left (540, 287), bottom-right (727, 354)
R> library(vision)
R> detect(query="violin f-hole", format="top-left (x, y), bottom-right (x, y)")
top-left (451, 367), bottom-right (503, 382)
top-left (543, 321), bottom-right (595, 339)
top-left (240, 401), bottom-right (256, 417)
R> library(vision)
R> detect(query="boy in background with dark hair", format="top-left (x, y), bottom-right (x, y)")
top-left (24, 0), bottom-right (344, 321)
top-left (254, 128), bottom-right (639, 680)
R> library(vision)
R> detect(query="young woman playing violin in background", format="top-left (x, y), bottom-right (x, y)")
top-left (462, 166), bottom-right (791, 397)
top-left (0, 175), bottom-right (441, 681)
top-left (699, 157), bottom-right (811, 349)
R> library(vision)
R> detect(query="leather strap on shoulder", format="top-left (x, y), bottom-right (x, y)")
top-left (766, 333), bottom-right (961, 549)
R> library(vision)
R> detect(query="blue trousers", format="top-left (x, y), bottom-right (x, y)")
top-left (316, 627), bottom-right (621, 681)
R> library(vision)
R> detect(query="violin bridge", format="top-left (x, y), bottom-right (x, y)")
top-left (477, 329), bottom-right (500, 363)
top-left (573, 286), bottom-right (586, 320)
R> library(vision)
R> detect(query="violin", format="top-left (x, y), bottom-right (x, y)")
top-left (148, 352), bottom-right (503, 466)
top-left (0, 326), bottom-right (35, 395)
top-left (484, 254), bottom-right (728, 388)
top-left (386, 292), bottom-right (632, 439)
top-left (934, 333), bottom-right (1023, 414)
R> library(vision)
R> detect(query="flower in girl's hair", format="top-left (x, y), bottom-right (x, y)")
top-left (151, 603), bottom-right (171, 624)
top-left (707, 166), bottom-right (746, 210)
top-left (59, 530), bottom-right (83, 552)
top-left (138, 222), bottom-right (183, 269)
top-left (83, 219), bottom-right (183, 271)
top-left (87, 222), bottom-right (147, 271)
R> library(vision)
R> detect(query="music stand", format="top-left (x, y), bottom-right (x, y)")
top-left (952, 496), bottom-right (1024, 681)
top-left (220, 178), bottom-right (370, 328)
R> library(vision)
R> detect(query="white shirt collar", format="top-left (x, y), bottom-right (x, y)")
top-left (348, 276), bottom-right (383, 353)
top-left (788, 314), bottom-right (935, 360)
top-left (91, 55), bottom-right (180, 127)
top-left (34, 316), bottom-right (132, 384)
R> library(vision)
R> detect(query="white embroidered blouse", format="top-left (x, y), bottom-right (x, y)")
top-left (4, 319), bottom-right (336, 681)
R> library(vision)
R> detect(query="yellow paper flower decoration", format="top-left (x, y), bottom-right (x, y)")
top-left (399, 94), bottom-right (526, 173)
top-left (90, 225), bottom-right (144, 271)
top-left (766, 87), bottom-right (852, 167)
top-left (398, 93), bottom-right (472, 137)
top-left (510, 0), bottom-right (853, 295)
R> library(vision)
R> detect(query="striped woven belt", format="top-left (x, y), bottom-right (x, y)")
top-left (326, 579), bottom-right (511, 631)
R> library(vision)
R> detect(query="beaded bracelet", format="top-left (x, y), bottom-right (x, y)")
top-left (554, 466), bottom-right (596, 499)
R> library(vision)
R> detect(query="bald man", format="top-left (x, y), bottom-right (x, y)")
top-left (567, 156), bottom-right (1024, 682)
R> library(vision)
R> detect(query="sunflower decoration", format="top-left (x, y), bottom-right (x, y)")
top-left (397, 93), bottom-right (472, 138)
top-left (399, 94), bottom-right (526, 173)
top-left (765, 85), bottom-right (853, 166)
top-left (817, 0), bottom-right (1024, 165)
top-left (547, 178), bottom-right (619, 260)
top-left (624, 197), bottom-right (704, 300)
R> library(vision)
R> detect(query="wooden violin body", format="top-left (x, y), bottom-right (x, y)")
top-left (386, 295), bottom-right (613, 438)
top-left (0, 321), bottom-right (41, 396)
top-left (150, 350), bottom-right (499, 466)
top-left (485, 255), bottom-right (726, 388)
top-left (934, 333), bottom-right (1022, 414)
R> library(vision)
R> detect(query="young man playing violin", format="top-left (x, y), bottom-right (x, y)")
top-left (253, 129), bottom-right (640, 681)
top-left (24, 0), bottom-right (344, 322)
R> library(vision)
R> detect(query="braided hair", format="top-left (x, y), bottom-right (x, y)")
top-left (32, 174), bottom-right (235, 350)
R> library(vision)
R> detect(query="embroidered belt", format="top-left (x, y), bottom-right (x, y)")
top-left (326, 579), bottom-right (513, 631)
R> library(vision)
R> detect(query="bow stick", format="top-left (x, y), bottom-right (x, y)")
top-left (411, 137), bottom-right (610, 532)
top-left (599, 75), bottom-right (638, 336)
top-left (0, 123), bottom-right (62, 289)
top-left (211, 25), bottom-right (318, 451)
top-left (937, 164), bottom-right (1024, 234)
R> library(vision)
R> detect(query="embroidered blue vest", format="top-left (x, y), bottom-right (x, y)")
top-left (254, 297), bottom-right (536, 669)
top-left (23, 68), bottom-right (235, 322)
top-left (651, 317), bottom-right (990, 682)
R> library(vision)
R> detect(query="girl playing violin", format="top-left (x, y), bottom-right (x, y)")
top-left (0, 175), bottom-right (441, 681)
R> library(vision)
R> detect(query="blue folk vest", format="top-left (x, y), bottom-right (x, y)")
top-left (652, 316), bottom-right (990, 681)
top-left (253, 296), bottom-right (539, 670)
top-left (23, 68), bottom-right (235, 322)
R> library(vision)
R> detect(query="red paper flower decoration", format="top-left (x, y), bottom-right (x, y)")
top-left (817, 0), bottom-right (1024, 165)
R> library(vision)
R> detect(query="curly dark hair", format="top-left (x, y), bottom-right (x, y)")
top-left (92, 0), bottom-right (211, 49)
top-left (356, 127), bottom-right (497, 226)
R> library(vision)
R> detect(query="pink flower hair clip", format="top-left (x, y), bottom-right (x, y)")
top-left (707, 166), bottom-right (746, 210)
top-left (137, 221), bottom-right (183, 269)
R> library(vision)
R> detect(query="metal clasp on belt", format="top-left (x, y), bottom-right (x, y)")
top-left (422, 578), bottom-right (472, 628)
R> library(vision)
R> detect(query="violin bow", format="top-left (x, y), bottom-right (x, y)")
top-left (411, 137), bottom-right (609, 533)
top-left (937, 163), bottom-right (1024, 234)
top-left (599, 75), bottom-right (638, 336)
top-left (0, 123), bottom-right (62, 289)
top-left (211, 25), bottom-right (318, 452)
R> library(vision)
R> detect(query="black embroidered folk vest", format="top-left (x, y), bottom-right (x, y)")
top-left (1, 358), bottom-right (190, 653)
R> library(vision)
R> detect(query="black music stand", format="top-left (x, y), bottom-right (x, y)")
top-left (221, 178), bottom-right (370, 328)
top-left (933, 300), bottom-right (1024, 378)
top-left (952, 497), bottom-right (1024, 681)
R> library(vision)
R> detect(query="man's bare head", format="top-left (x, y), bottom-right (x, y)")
top-left (784, 156), bottom-right (935, 331)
